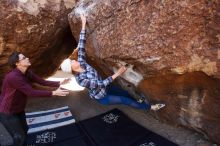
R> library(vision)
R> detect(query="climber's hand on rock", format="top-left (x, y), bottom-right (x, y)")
top-left (80, 13), bottom-right (86, 26)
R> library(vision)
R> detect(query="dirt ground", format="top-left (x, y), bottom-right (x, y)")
top-left (26, 71), bottom-right (217, 146)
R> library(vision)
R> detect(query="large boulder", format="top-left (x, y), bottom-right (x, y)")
top-left (69, 0), bottom-right (220, 144)
top-left (0, 0), bottom-right (76, 85)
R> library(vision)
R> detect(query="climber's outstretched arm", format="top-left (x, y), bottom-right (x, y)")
top-left (77, 13), bottom-right (86, 62)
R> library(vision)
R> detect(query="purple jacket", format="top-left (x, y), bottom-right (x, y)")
top-left (0, 68), bottom-right (60, 114)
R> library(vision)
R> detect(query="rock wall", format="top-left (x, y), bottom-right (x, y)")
top-left (69, 0), bottom-right (220, 144)
top-left (0, 0), bottom-right (76, 85)
top-left (138, 72), bottom-right (220, 144)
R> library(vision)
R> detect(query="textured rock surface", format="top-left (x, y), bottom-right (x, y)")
top-left (69, 0), bottom-right (220, 144)
top-left (0, 0), bottom-right (76, 85)
top-left (70, 0), bottom-right (220, 78)
top-left (138, 72), bottom-right (220, 144)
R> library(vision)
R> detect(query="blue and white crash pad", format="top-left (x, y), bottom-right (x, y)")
top-left (26, 106), bottom-right (75, 134)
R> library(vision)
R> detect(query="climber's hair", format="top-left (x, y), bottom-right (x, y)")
top-left (69, 48), bottom-right (78, 75)
top-left (8, 51), bottom-right (20, 68)
top-left (69, 48), bottom-right (78, 60)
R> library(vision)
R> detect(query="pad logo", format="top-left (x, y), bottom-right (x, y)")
top-left (28, 118), bottom-right (35, 124)
top-left (54, 113), bottom-right (60, 119)
top-left (139, 142), bottom-right (156, 146)
top-left (64, 111), bottom-right (69, 116)
top-left (36, 132), bottom-right (56, 143)
top-left (102, 113), bottom-right (120, 124)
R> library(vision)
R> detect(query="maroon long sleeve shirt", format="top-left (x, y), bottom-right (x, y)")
top-left (0, 68), bottom-right (60, 114)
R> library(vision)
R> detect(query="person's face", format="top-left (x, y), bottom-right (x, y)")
top-left (16, 54), bottom-right (31, 68)
top-left (71, 60), bottom-right (80, 71)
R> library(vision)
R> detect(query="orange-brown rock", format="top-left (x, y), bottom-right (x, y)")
top-left (69, 0), bottom-right (220, 144)
top-left (138, 72), bottom-right (220, 144)
top-left (0, 0), bottom-right (77, 85)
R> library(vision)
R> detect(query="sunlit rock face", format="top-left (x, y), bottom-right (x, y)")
top-left (69, 0), bottom-right (220, 143)
top-left (0, 0), bottom-right (76, 84)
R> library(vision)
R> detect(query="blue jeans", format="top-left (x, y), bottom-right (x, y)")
top-left (96, 86), bottom-right (151, 110)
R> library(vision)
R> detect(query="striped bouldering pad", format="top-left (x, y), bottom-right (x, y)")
top-left (26, 106), bottom-right (75, 134)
